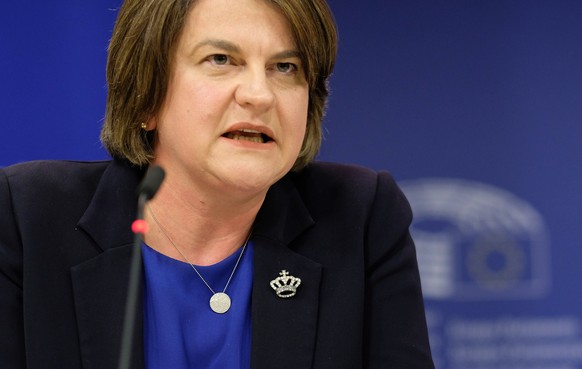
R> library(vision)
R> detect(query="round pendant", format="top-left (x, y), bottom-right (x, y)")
top-left (209, 292), bottom-right (231, 314)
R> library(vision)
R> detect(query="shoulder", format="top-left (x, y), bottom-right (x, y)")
top-left (294, 161), bottom-right (377, 184)
top-left (292, 161), bottom-right (405, 202)
top-left (289, 161), bottom-right (411, 220)
top-left (291, 161), bottom-right (379, 196)
top-left (1, 160), bottom-right (110, 183)
top-left (0, 160), bottom-right (111, 208)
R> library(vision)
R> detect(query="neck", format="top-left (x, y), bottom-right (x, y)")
top-left (143, 174), bottom-right (265, 266)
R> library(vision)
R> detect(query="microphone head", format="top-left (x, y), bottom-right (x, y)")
top-left (137, 165), bottom-right (165, 200)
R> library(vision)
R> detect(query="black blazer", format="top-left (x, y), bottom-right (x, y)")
top-left (0, 159), bottom-right (434, 369)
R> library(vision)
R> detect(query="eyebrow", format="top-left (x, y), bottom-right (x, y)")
top-left (273, 50), bottom-right (302, 60)
top-left (191, 38), bottom-right (302, 60)
top-left (192, 39), bottom-right (240, 54)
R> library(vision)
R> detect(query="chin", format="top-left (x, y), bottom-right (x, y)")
top-left (220, 163), bottom-right (290, 192)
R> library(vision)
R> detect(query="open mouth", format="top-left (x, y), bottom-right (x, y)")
top-left (222, 129), bottom-right (273, 144)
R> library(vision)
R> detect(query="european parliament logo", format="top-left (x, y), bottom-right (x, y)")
top-left (400, 178), bottom-right (551, 301)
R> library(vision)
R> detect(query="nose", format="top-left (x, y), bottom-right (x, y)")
top-left (234, 67), bottom-right (275, 110)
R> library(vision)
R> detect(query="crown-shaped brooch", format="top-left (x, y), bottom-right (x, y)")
top-left (270, 270), bottom-right (301, 298)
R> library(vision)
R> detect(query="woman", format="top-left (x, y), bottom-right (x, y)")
top-left (0, 0), bottom-right (434, 368)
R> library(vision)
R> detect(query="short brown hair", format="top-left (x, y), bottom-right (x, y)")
top-left (101, 0), bottom-right (338, 170)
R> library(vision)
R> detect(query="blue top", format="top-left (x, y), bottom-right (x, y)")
top-left (141, 242), bottom-right (253, 369)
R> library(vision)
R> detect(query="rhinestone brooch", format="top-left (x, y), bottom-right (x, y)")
top-left (270, 270), bottom-right (301, 298)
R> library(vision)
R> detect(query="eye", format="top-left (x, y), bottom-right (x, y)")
top-left (275, 62), bottom-right (297, 74)
top-left (209, 54), bottom-right (230, 65)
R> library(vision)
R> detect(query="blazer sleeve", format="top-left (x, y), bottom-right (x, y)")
top-left (363, 171), bottom-right (434, 368)
top-left (0, 168), bottom-right (27, 367)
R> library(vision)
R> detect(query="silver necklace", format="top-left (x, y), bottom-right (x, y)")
top-left (148, 206), bottom-right (251, 314)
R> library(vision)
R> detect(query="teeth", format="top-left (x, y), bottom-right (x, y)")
top-left (228, 133), bottom-right (265, 143)
top-left (224, 129), bottom-right (271, 143)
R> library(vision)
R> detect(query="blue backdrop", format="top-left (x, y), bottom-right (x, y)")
top-left (2, 1), bottom-right (581, 367)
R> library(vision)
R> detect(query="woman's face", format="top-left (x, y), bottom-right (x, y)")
top-left (151, 0), bottom-right (309, 196)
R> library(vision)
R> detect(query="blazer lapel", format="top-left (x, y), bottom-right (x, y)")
top-left (69, 160), bottom-right (323, 369)
top-left (251, 176), bottom-right (322, 369)
top-left (70, 245), bottom-right (144, 369)
top-left (71, 159), bottom-right (145, 369)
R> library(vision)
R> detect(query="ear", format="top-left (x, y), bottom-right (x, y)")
top-left (143, 117), bottom-right (158, 131)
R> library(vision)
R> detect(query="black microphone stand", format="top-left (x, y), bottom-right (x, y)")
top-left (118, 166), bottom-right (165, 369)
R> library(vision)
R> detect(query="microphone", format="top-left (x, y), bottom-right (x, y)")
top-left (136, 165), bottom-right (166, 201)
top-left (118, 165), bottom-right (165, 369)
